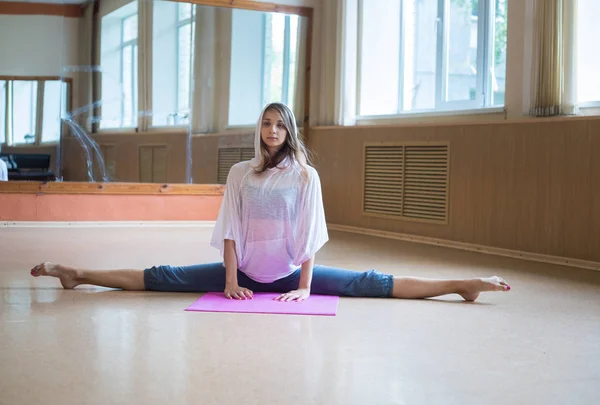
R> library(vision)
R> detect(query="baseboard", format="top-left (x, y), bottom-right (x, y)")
top-left (327, 223), bottom-right (600, 272)
top-left (0, 221), bottom-right (217, 228)
top-left (4, 221), bottom-right (598, 271)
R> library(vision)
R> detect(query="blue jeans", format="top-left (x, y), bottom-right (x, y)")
top-left (144, 263), bottom-right (394, 298)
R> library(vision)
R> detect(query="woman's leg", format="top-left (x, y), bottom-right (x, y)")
top-left (310, 265), bottom-right (510, 301)
top-left (391, 276), bottom-right (510, 301)
top-left (30, 261), bottom-right (233, 292)
top-left (30, 262), bottom-right (145, 290)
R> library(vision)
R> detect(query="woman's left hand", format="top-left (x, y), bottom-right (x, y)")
top-left (275, 288), bottom-right (310, 302)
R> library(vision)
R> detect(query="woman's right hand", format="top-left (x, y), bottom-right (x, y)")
top-left (224, 283), bottom-right (253, 300)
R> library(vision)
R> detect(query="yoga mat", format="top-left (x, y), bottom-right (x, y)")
top-left (185, 292), bottom-right (339, 316)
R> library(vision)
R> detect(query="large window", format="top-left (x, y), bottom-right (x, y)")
top-left (577, 0), bottom-right (600, 105)
top-left (0, 78), bottom-right (69, 145)
top-left (358, 0), bottom-right (507, 116)
top-left (100, 2), bottom-right (138, 129)
top-left (228, 10), bottom-right (300, 126)
top-left (152, 2), bottom-right (195, 127)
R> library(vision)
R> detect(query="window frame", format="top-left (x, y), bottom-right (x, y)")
top-left (0, 76), bottom-right (72, 147)
top-left (356, 0), bottom-right (505, 119)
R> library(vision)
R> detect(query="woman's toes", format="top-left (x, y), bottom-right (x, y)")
top-left (30, 265), bottom-right (40, 277)
top-left (498, 280), bottom-right (510, 291)
top-left (30, 263), bottom-right (52, 277)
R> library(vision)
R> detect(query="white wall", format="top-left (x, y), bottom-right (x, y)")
top-left (0, 15), bottom-right (79, 77)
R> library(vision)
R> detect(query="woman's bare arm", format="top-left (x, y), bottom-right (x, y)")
top-left (224, 239), bottom-right (253, 299)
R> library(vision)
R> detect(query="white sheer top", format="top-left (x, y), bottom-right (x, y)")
top-left (210, 157), bottom-right (329, 283)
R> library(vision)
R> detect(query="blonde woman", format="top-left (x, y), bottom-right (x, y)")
top-left (30, 103), bottom-right (511, 302)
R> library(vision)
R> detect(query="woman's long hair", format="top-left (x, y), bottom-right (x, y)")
top-left (253, 102), bottom-right (312, 181)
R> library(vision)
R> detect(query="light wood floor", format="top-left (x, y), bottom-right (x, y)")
top-left (1, 226), bottom-right (599, 405)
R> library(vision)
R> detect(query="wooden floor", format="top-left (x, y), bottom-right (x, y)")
top-left (1, 226), bottom-right (599, 405)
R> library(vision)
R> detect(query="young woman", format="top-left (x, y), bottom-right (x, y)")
top-left (30, 103), bottom-right (511, 302)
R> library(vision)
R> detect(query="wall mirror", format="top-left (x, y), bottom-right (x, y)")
top-left (0, 0), bottom-right (312, 186)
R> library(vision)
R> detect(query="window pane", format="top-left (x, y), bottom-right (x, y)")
top-left (359, 0), bottom-right (506, 115)
top-left (12, 81), bottom-right (37, 144)
top-left (446, 0), bottom-right (478, 103)
top-left (123, 14), bottom-right (138, 42)
top-left (152, 2), bottom-right (194, 127)
top-left (178, 4), bottom-right (192, 20)
top-left (491, 0), bottom-right (507, 105)
top-left (133, 43), bottom-right (138, 126)
top-left (100, 3), bottom-right (138, 129)
top-left (359, 0), bottom-right (400, 115)
top-left (122, 44), bottom-right (134, 126)
top-left (0, 81), bottom-right (6, 144)
top-left (229, 9), bottom-right (265, 126)
top-left (152, 2), bottom-right (177, 126)
top-left (42, 81), bottom-right (66, 143)
top-left (577, 0), bottom-right (600, 103)
top-left (177, 23), bottom-right (192, 124)
top-left (266, 13), bottom-right (286, 103)
top-left (402, 0), bottom-right (438, 111)
top-left (287, 15), bottom-right (299, 111)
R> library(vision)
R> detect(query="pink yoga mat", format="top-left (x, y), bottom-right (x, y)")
top-left (185, 292), bottom-right (339, 316)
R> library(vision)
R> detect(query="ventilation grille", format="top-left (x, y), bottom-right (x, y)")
top-left (363, 143), bottom-right (449, 224)
top-left (217, 147), bottom-right (255, 184)
top-left (139, 145), bottom-right (168, 183)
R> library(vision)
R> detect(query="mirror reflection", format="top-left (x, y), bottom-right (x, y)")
top-left (0, 0), bottom-right (310, 184)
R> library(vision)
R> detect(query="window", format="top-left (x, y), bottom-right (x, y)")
top-left (42, 81), bottom-right (68, 143)
top-left (358, 0), bottom-right (507, 116)
top-left (577, 0), bottom-right (600, 105)
top-left (228, 10), bottom-right (300, 126)
top-left (0, 78), bottom-right (69, 145)
top-left (100, 2), bottom-right (138, 129)
top-left (12, 81), bottom-right (38, 144)
top-left (152, 2), bottom-right (196, 127)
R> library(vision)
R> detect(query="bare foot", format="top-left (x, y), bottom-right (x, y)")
top-left (459, 276), bottom-right (510, 301)
top-left (30, 262), bottom-right (80, 289)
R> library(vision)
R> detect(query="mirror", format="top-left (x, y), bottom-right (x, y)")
top-left (0, 0), bottom-right (311, 185)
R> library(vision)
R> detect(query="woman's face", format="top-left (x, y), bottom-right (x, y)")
top-left (261, 109), bottom-right (288, 155)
